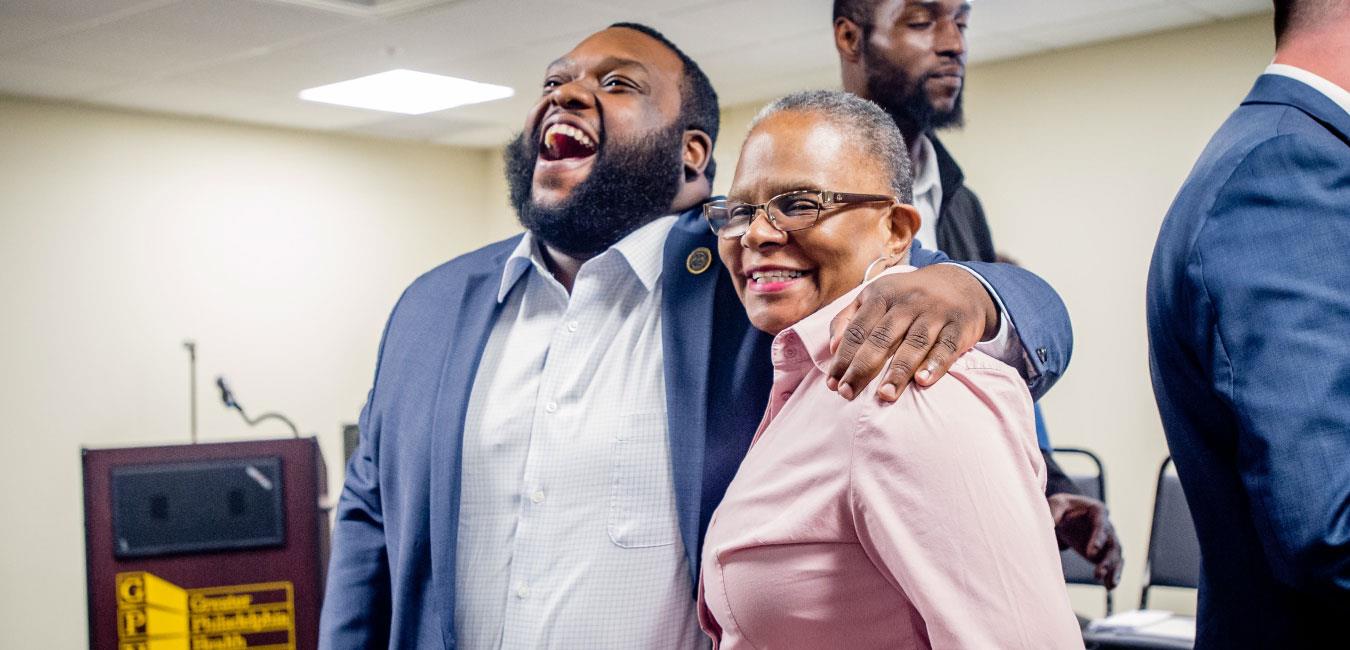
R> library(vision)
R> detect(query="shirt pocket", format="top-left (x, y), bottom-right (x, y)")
top-left (607, 411), bottom-right (680, 548)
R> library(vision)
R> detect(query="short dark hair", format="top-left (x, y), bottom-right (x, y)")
top-left (609, 22), bottom-right (721, 183)
top-left (833, 0), bottom-right (880, 34)
top-left (1273, 0), bottom-right (1342, 44)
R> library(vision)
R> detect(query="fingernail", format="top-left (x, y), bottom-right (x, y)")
top-left (878, 383), bottom-right (897, 401)
top-left (917, 369), bottom-right (931, 382)
top-left (839, 382), bottom-right (854, 400)
top-left (827, 377), bottom-right (839, 391)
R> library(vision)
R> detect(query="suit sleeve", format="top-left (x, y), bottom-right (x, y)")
top-left (1195, 133), bottom-right (1350, 593)
top-left (911, 245), bottom-right (1074, 400)
top-left (847, 362), bottom-right (1081, 648)
top-left (319, 303), bottom-right (400, 648)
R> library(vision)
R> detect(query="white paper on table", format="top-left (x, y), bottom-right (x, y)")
top-left (1138, 616), bottom-right (1196, 640)
top-left (1086, 609), bottom-right (1173, 632)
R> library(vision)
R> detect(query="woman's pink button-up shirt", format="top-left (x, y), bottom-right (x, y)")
top-left (697, 268), bottom-right (1083, 649)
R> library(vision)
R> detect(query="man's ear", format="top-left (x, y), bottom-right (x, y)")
top-left (835, 17), bottom-right (864, 61)
top-left (682, 128), bottom-right (713, 182)
top-left (886, 202), bottom-right (922, 257)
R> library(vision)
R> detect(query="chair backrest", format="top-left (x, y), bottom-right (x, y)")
top-left (1051, 447), bottom-right (1113, 614)
top-left (1142, 457), bottom-right (1202, 607)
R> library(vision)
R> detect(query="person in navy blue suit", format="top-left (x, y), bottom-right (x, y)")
top-left (1147, 2), bottom-right (1350, 647)
top-left (321, 22), bottom-right (1074, 649)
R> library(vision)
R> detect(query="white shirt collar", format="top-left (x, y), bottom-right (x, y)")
top-left (1265, 63), bottom-right (1350, 117)
top-left (911, 134), bottom-right (943, 251)
top-left (497, 215), bottom-right (678, 303)
top-left (912, 134), bottom-right (941, 199)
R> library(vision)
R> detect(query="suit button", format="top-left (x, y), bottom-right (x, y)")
top-left (1036, 347), bottom-right (1048, 363)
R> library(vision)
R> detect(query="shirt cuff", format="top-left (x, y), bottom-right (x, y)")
top-left (938, 262), bottom-right (1036, 378)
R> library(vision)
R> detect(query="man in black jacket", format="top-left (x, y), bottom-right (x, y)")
top-left (831, 0), bottom-right (1124, 590)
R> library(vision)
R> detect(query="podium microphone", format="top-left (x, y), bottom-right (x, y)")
top-left (216, 376), bottom-right (300, 438)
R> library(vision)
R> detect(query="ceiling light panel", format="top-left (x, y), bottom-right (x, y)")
top-left (299, 68), bottom-right (512, 114)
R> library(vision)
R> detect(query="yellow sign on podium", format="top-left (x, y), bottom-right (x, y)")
top-left (116, 572), bottom-right (295, 650)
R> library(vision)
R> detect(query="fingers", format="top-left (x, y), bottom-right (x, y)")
top-left (843, 311), bottom-right (935, 402)
top-left (826, 295), bottom-right (895, 399)
top-left (1086, 505), bottom-right (1109, 558)
top-left (874, 315), bottom-right (943, 401)
top-left (1083, 504), bottom-right (1124, 589)
top-left (828, 267), bottom-right (988, 400)
top-left (829, 298), bottom-right (863, 356)
top-left (1095, 536), bottom-right (1124, 590)
top-left (910, 320), bottom-right (963, 389)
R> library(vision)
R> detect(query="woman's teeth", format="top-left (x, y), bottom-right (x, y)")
top-left (750, 270), bottom-right (805, 283)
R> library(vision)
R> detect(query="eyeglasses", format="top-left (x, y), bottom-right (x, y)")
top-left (703, 189), bottom-right (896, 240)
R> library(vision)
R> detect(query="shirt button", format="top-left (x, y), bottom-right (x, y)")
top-left (515, 582), bottom-right (530, 598)
top-left (545, 401), bottom-right (558, 413)
top-left (530, 490), bottom-right (545, 504)
top-left (566, 320), bottom-right (579, 332)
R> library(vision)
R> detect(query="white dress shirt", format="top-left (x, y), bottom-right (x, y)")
top-left (454, 215), bottom-right (704, 650)
top-left (912, 134), bottom-right (944, 251)
top-left (1266, 63), bottom-right (1350, 117)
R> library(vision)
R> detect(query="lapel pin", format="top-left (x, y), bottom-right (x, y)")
top-left (686, 247), bottom-right (713, 275)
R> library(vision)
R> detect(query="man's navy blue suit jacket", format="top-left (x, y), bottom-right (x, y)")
top-left (320, 209), bottom-right (1073, 648)
top-left (1148, 74), bottom-right (1350, 648)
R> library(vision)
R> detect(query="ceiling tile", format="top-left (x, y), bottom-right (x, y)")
top-left (0, 59), bottom-right (137, 99)
top-left (659, 0), bottom-right (831, 56)
top-left (0, 0), bottom-right (175, 52)
top-left (311, 0), bottom-right (616, 69)
top-left (346, 113), bottom-right (497, 141)
top-left (10, 0), bottom-right (359, 77)
top-left (166, 0), bottom-right (613, 96)
top-left (1179, 0), bottom-right (1272, 19)
top-left (970, 0), bottom-right (1164, 36)
top-left (570, 0), bottom-right (708, 18)
top-left (89, 80), bottom-right (379, 131)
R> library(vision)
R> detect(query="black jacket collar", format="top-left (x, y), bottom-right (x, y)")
top-left (929, 134), bottom-right (966, 211)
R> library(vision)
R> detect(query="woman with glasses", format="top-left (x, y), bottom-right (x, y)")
top-left (695, 91), bottom-right (1081, 649)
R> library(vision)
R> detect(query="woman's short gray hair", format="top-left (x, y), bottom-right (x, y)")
top-left (747, 90), bottom-right (912, 203)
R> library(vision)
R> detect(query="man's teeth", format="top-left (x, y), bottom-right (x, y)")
top-left (750, 270), bottom-right (805, 282)
top-left (544, 123), bottom-right (595, 149)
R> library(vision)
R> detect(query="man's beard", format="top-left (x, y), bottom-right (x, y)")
top-left (863, 42), bottom-right (964, 137)
top-left (504, 121), bottom-right (685, 259)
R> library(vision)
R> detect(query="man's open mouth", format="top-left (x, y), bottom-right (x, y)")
top-left (540, 123), bottom-right (598, 161)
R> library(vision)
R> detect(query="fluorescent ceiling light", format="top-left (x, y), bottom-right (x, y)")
top-left (299, 69), bottom-right (513, 115)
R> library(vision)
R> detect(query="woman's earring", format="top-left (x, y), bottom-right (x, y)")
top-left (863, 255), bottom-right (895, 282)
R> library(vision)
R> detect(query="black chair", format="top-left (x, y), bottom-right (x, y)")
top-left (1052, 446), bottom-right (1114, 615)
top-left (1140, 457), bottom-right (1201, 607)
top-left (1084, 456), bottom-right (1201, 649)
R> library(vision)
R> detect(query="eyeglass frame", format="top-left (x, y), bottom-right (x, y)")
top-left (702, 189), bottom-right (898, 240)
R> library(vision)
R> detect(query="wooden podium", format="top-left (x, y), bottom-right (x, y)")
top-left (83, 438), bottom-right (328, 650)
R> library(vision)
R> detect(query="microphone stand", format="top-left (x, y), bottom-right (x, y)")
top-left (183, 340), bottom-right (198, 443)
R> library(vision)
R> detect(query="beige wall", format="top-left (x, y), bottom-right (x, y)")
top-left (0, 11), bottom-right (1280, 644)
top-left (0, 97), bottom-right (518, 648)
top-left (714, 13), bottom-right (1275, 616)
